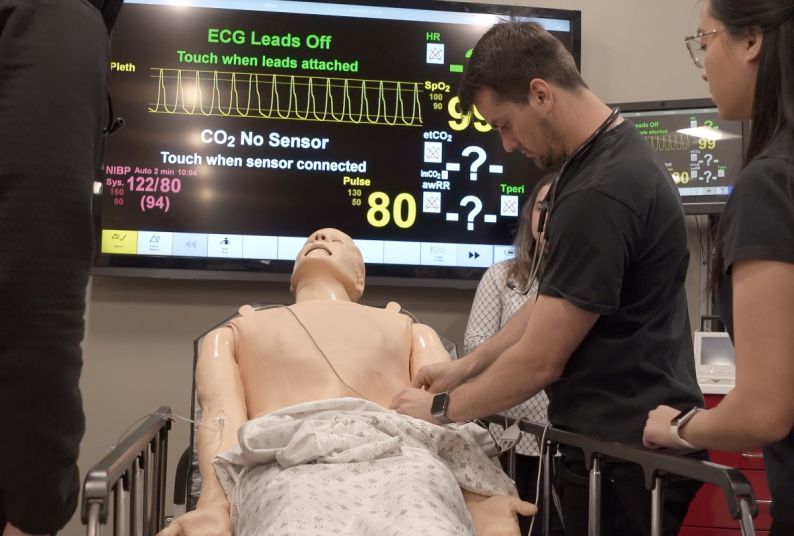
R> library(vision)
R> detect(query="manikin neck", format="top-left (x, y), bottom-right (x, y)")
top-left (555, 89), bottom-right (621, 157)
top-left (293, 277), bottom-right (354, 303)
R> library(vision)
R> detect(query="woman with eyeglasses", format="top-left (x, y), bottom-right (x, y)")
top-left (463, 173), bottom-right (556, 536)
top-left (643, 1), bottom-right (794, 534)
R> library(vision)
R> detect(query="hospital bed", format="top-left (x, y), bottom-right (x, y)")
top-left (81, 305), bottom-right (760, 536)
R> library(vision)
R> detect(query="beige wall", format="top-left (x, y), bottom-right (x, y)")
top-left (66, 1), bottom-right (711, 533)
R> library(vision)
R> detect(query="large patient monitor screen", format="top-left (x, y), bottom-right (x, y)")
top-left (618, 100), bottom-right (744, 214)
top-left (94, 0), bottom-right (581, 283)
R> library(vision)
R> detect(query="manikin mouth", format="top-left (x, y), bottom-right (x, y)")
top-left (305, 244), bottom-right (332, 256)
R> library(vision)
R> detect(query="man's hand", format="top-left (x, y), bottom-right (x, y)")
top-left (390, 386), bottom-right (435, 423)
top-left (411, 357), bottom-right (473, 393)
top-left (156, 506), bottom-right (233, 536)
top-left (643, 405), bottom-right (680, 449)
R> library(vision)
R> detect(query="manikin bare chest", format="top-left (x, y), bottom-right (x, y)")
top-left (230, 301), bottom-right (414, 416)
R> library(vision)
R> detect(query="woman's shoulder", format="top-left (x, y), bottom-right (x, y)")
top-left (483, 259), bottom-right (515, 279)
top-left (732, 134), bottom-right (794, 204)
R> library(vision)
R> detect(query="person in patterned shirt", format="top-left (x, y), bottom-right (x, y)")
top-left (464, 173), bottom-right (556, 536)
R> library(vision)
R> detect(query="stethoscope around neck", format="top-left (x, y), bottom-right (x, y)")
top-left (508, 106), bottom-right (622, 296)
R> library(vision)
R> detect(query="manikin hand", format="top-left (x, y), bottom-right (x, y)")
top-left (156, 505), bottom-right (233, 536)
top-left (642, 405), bottom-right (681, 449)
top-left (410, 357), bottom-right (473, 393)
top-left (462, 490), bottom-right (538, 536)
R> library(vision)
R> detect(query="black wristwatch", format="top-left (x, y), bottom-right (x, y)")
top-left (431, 392), bottom-right (454, 425)
top-left (670, 406), bottom-right (702, 449)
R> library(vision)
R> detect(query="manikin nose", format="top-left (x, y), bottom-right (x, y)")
top-left (313, 232), bottom-right (327, 242)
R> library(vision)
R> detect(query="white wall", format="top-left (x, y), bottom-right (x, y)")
top-left (66, 1), bottom-right (710, 533)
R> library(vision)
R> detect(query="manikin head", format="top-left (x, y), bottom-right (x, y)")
top-left (290, 228), bottom-right (366, 302)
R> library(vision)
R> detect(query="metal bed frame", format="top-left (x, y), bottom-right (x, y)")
top-left (82, 407), bottom-right (171, 536)
top-left (82, 410), bottom-right (759, 536)
top-left (483, 415), bottom-right (758, 536)
top-left (80, 305), bottom-right (758, 535)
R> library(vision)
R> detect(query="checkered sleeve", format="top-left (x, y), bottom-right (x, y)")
top-left (464, 263), bottom-right (507, 354)
top-left (463, 261), bottom-right (549, 455)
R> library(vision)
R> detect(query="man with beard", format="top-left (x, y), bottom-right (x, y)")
top-left (392, 21), bottom-right (705, 536)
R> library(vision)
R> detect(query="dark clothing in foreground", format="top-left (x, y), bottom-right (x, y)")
top-left (0, 0), bottom-right (109, 531)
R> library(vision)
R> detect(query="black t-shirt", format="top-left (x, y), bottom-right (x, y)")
top-left (539, 120), bottom-right (703, 447)
top-left (715, 127), bottom-right (794, 525)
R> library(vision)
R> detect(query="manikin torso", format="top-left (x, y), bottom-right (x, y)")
top-left (227, 300), bottom-right (419, 418)
top-left (168, 229), bottom-right (534, 536)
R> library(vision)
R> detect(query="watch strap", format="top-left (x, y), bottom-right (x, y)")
top-left (434, 411), bottom-right (454, 425)
top-left (670, 408), bottom-right (701, 449)
top-left (431, 392), bottom-right (454, 425)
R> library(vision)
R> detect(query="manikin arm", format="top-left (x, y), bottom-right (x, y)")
top-left (158, 327), bottom-right (248, 536)
top-left (462, 490), bottom-right (538, 536)
top-left (409, 321), bottom-right (456, 376)
top-left (407, 316), bottom-right (536, 535)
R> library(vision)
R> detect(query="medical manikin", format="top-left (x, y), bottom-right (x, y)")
top-left (159, 228), bottom-right (535, 536)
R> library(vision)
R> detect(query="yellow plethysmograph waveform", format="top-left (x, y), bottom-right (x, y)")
top-left (645, 134), bottom-right (691, 151)
top-left (149, 68), bottom-right (423, 127)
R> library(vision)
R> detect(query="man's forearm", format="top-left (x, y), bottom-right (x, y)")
top-left (449, 341), bottom-right (556, 422)
top-left (447, 295), bottom-right (596, 422)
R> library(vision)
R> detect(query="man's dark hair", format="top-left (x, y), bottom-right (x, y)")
top-left (459, 21), bottom-right (586, 112)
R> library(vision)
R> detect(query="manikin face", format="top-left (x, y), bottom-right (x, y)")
top-left (696, 2), bottom-right (759, 121)
top-left (530, 183), bottom-right (552, 241)
top-left (291, 228), bottom-right (365, 300)
top-left (473, 87), bottom-right (565, 170)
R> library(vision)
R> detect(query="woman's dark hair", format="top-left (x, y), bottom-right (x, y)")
top-left (708, 0), bottom-right (794, 288)
top-left (508, 173), bottom-right (556, 290)
top-left (708, 0), bottom-right (794, 162)
top-left (459, 21), bottom-right (586, 113)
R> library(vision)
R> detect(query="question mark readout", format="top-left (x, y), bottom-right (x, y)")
top-left (462, 146), bottom-right (487, 180)
top-left (459, 195), bottom-right (483, 231)
top-left (701, 154), bottom-right (714, 182)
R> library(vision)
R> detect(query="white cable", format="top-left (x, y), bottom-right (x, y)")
top-left (527, 423), bottom-right (551, 536)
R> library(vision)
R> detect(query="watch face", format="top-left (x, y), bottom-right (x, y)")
top-left (431, 392), bottom-right (449, 415)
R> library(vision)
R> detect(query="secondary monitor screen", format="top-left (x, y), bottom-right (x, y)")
top-left (94, 0), bottom-right (582, 284)
top-left (694, 331), bottom-right (736, 387)
top-left (700, 334), bottom-right (735, 367)
top-left (616, 99), bottom-right (745, 214)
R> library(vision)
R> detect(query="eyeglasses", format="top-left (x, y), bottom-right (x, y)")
top-left (684, 28), bottom-right (728, 68)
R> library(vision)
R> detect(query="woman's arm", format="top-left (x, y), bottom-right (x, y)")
top-left (645, 259), bottom-right (794, 451)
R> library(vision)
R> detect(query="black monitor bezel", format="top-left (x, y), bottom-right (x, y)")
top-left (611, 97), bottom-right (747, 215)
top-left (91, 0), bottom-right (582, 287)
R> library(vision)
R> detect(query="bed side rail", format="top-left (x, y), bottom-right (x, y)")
top-left (82, 406), bottom-right (172, 536)
top-left (482, 415), bottom-right (757, 536)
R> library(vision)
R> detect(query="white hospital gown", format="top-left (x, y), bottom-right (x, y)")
top-left (213, 398), bottom-right (518, 536)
